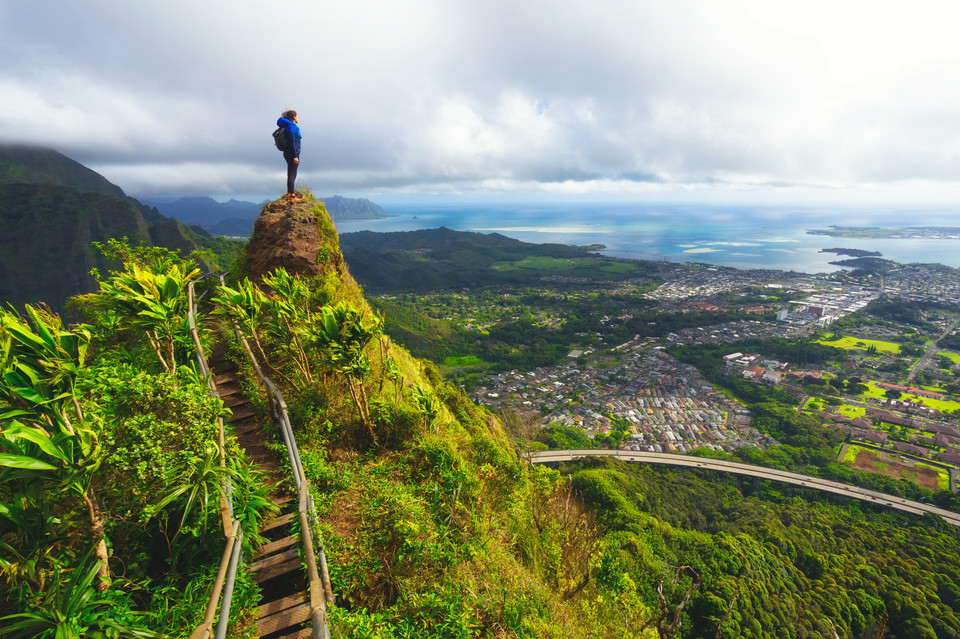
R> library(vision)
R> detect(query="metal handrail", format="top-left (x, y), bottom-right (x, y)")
top-left (188, 282), bottom-right (234, 531)
top-left (188, 525), bottom-right (240, 639)
top-left (187, 281), bottom-right (243, 639)
top-left (234, 331), bottom-right (334, 638)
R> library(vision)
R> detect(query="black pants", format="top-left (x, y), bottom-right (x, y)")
top-left (285, 155), bottom-right (299, 194)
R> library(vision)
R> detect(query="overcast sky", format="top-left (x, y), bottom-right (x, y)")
top-left (3, 0), bottom-right (960, 204)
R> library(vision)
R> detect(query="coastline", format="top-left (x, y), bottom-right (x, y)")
top-left (333, 204), bottom-right (960, 273)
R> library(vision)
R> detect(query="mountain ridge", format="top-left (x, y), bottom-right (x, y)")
top-left (0, 147), bottom-right (241, 311)
top-left (0, 144), bottom-right (125, 197)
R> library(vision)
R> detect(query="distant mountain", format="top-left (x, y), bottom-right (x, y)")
top-left (141, 194), bottom-right (388, 237)
top-left (205, 217), bottom-right (262, 237)
top-left (0, 145), bottom-right (126, 197)
top-left (0, 148), bottom-right (242, 312)
top-left (138, 196), bottom-right (264, 226)
top-left (321, 195), bottom-right (389, 221)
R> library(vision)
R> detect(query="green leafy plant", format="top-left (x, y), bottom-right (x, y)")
top-left (229, 458), bottom-right (280, 548)
top-left (151, 448), bottom-right (235, 548)
top-left (413, 384), bottom-right (441, 432)
top-left (90, 258), bottom-right (200, 373)
top-left (310, 301), bottom-right (384, 431)
top-left (0, 553), bottom-right (160, 639)
top-left (0, 305), bottom-right (111, 590)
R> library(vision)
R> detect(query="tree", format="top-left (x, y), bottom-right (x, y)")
top-left (0, 306), bottom-right (110, 590)
top-left (641, 565), bottom-right (701, 638)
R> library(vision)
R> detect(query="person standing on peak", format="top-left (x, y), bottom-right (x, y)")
top-left (277, 109), bottom-right (302, 201)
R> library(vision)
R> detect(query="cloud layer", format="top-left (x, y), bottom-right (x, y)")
top-left (3, 0), bottom-right (960, 200)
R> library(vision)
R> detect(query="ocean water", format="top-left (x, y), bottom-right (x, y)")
top-left (332, 203), bottom-right (960, 273)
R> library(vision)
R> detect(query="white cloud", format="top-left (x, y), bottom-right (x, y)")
top-left (4, 0), bottom-right (960, 200)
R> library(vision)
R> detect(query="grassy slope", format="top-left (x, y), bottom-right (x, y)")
top-left (0, 145), bottom-right (126, 196)
top-left (243, 201), bottom-right (657, 637)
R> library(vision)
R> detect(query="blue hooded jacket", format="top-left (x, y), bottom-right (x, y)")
top-left (277, 117), bottom-right (301, 158)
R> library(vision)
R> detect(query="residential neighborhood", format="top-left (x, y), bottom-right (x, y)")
top-left (472, 348), bottom-right (777, 454)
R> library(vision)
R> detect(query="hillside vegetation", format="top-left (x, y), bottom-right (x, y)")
top-left (0, 195), bottom-right (666, 638)
top-left (4, 149), bottom-right (960, 637)
top-left (0, 147), bottom-right (242, 312)
top-left (0, 145), bottom-right (125, 196)
top-left (230, 195), bottom-right (664, 636)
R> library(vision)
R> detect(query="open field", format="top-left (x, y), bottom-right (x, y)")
top-left (859, 380), bottom-right (960, 413)
top-left (443, 354), bottom-right (488, 367)
top-left (848, 448), bottom-right (945, 491)
top-left (939, 351), bottom-right (960, 365)
top-left (861, 381), bottom-right (889, 401)
top-left (490, 256), bottom-right (639, 274)
top-left (817, 335), bottom-right (903, 354)
top-left (836, 404), bottom-right (866, 419)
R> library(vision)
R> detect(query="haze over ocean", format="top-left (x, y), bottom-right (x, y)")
top-left (332, 203), bottom-right (960, 274)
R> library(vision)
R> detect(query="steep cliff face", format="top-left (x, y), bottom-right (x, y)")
top-left (0, 183), bottom-right (152, 311)
top-left (242, 198), bottom-right (347, 284)
top-left (0, 147), bottom-right (242, 312)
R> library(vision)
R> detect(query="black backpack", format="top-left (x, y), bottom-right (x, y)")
top-left (273, 126), bottom-right (288, 152)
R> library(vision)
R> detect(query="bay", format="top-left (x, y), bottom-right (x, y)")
top-left (332, 203), bottom-right (960, 273)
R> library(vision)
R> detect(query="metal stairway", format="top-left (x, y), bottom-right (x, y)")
top-left (209, 347), bottom-right (315, 638)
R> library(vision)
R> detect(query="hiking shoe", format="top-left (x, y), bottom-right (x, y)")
top-left (285, 193), bottom-right (303, 202)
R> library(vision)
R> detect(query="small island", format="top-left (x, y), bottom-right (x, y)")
top-left (820, 247), bottom-right (883, 258)
top-left (828, 256), bottom-right (897, 271)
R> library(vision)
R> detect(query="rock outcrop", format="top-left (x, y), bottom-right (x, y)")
top-left (243, 198), bottom-right (346, 284)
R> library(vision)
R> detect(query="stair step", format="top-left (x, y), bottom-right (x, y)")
top-left (256, 601), bottom-right (311, 635)
top-left (261, 512), bottom-right (296, 533)
top-left (256, 460), bottom-right (280, 473)
top-left (231, 416), bottom-right (261, 433)
top-left (241, 443), bottom-right (269, 457)
top-left (224, 396), bottom-right (250, 409)
top-left (228, 406), bottom-right (257, 422)
top-left (253, 555), bottom-right (303, 583)
top-left (250, 547), bottom-right (299, 572)
top-left (213, 372), bottom-right (236, 385)
top-left (246, 449), bottom-right (274, 462)
top-left (215, 383), bottom-right (243, 398)
top-left (273, 494), bottom-right (296, 506)
top-left (254, 535), bottom-right (298, 560)
top-left (211, 363), bottom-right (237, 376)
top-left (256, 591), bottom-right (309, 620)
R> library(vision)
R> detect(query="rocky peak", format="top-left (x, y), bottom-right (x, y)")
top-left (243, 198), bottom-right (345, 284)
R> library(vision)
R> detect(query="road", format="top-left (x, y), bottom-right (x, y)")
top-left (527, 449), bottom-right (960, 527)
top-left (906, 315), bottom-right (960, 383)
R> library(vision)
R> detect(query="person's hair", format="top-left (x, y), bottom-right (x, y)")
top-left (282, 109), bottom-right (297, 120)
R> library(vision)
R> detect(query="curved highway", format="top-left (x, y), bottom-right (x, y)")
top-left (528, 449), bottom-right (960, 527)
